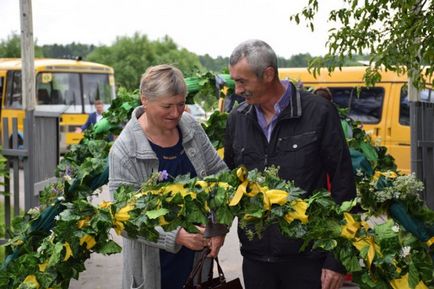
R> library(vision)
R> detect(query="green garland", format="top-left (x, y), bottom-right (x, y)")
top-left (0, 77), bottom-right (433, 289)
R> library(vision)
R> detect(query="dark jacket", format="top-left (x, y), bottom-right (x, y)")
top-left (81, 112), bottom-right (99, 131)
top-left (224, 82), bottom-right (356, 273)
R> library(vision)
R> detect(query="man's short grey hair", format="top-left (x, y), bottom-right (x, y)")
top-left (229, 39), bottom-right (278, 78)
top-left (139, 64), bottom-right (187, 101)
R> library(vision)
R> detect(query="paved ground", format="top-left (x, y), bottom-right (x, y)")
top-left (68, 186), bottom-right (360, 289)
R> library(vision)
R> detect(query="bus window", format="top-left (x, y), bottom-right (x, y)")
top-left (36, 72), bottom-right (82, 113)
top-left (5, 71), bottom-right (23, 109)
top-left (82, 73), bottom-right (113, 113)
top-left (399, 86), bottom-right (410, 126)
top-left (329, 87), bottom-right (384, 124)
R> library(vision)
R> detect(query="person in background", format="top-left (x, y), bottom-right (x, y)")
top-left (314, 87), bottom-right (333, 102)
top-left (109, 64), bottom-right (227, 289)
top-left (224, 39), bottom-right (356, 289)
top-left (75, 99), bottom-right (105, 133)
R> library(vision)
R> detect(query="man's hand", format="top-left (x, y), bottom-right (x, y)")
top-left (207, 235), bottom-right (225, 257)
top-left (175, 227), bottom-right (207, 251)
top-left (321, 268), bottom-right (344, 289)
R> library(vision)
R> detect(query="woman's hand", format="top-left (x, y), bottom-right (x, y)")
top-left (175, 227), bottom-right (208, 251)
top-left (207, 235), bottom-right (225, 257)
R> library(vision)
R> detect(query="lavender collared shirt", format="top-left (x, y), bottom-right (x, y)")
top-left (254, 81), bottom-right (291, 142)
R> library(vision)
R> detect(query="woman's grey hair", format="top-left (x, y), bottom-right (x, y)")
top-left (229, 39), bottom-right (278, 78)
top-left (139, 64), bottom-right (187, 101)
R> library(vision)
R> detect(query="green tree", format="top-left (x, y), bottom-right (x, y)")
top-left (87, 33), bottom-right (203, 90)
top-left (291, 0), bottom-right (433, 88)
top-left (41, 43), bottom-right (96, 59)
top-left (0, 32), bottom-right (43, 58)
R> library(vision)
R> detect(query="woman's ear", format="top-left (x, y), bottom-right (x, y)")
top-left (141, 96), bottom-right (148, 108)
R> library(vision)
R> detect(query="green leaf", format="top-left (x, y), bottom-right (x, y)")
top-left (48, 242), bottom-right (64, 267)
top-left (98, 240), bottom-right (122, 255)
top-left (313, 239), bottom-right (338, 251)
top-left (145, 208), bottom-right (169, 219)
top-left (216, 206), bottom-right (234, 225)
top-left (408, 262), bottom-right (419, 289)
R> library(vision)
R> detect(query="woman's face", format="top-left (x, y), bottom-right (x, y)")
top-left (142, 94), bottom-right (186, 130)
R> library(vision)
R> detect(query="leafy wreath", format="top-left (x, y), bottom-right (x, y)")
top-left (0, 73), bottom-right (433, 289)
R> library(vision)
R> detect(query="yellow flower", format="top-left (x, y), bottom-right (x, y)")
top-left (159, 216), bottom-right (169, 226)
top-left (263, 189), bottom-right (288, 210)
top-left (115, 204), bottom-right (134, 222)
top-left (99, 200), bottom-right (112, 209)
top-left (284, 200), bottom-right (308, 224)
top-left (77, 216), bottom-right (91, 229)
top-left (38, 261), bottom-right (48, 272)
top-left (64, 242), bottom-right (73, 261)
top-left (217, 182), bottom-right (231, 190)
top-left (22, 275), bottom-right (40, 289)
top-left (341, 212), bottom-right (361, 239)
top-left (390, 273), bottom-right (429, 289)
top-left (217, 147), bottom-right (224, 159)
top-left (79, 234), bottom-right (96, 250)
top-left (163, 183), bottom-right (194, 198)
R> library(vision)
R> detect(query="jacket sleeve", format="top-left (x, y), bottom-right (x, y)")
top-left (320, 102), bottom-right (356, 204)
top-left (81, 113), bottom-right (93, 131)
top-left (108, 142), bottom-right (182, 253)
top-left (320, 102), bottom-right (356, 273)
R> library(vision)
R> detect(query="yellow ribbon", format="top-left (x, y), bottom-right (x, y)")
top-left (229, 180), bottom-right (247, 206)
top-left (353, 236), bottom-right (381, 268)
top-left (98, 200), bottom-right (112, 209)
top-left (114, 204), bottom-right (134, 235)
top-left (237, 167), bottom-right (247, 182)
top-left (217, 147), bottom-right (224, 159)
top-left (390, 273), bottom-right (429, 289)
top-left (426, 237), bottom-right (434, 247)
top-left (341, 212), bottom-right (361, 239)
top-left (22, 275), bottom-right (40, 289)
top-left (77, 216), bottom-right (91, 229)
top-left (64, 242), bottom-right (73, 261)
top-left (284, 200), bottom-right (309, 224)
top-left (263, 189), bottom-right (288, 210)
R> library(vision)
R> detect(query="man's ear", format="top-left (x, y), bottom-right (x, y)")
top-left (263, 66), bottom-right (275, 83)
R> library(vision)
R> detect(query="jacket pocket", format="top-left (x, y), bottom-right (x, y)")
top-left (233, 145), bottom-right (262, 169)
top-left (130, 275), bottom-right (145, 289)
top-left (276, 131), bottom-right (319, 169)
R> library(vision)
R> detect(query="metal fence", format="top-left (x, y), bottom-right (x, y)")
top-left (411, 102), bottom-right (434, 210)
top-left (0, 112), bottom-right (59, 245)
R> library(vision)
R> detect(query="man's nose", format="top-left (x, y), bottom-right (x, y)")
top-left (235, 84), bottom-right (245, 95)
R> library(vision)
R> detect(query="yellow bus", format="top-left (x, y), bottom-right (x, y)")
top-left (0, 58), bottom-right (115, 152)
top-left (279, 66), bottom-right (433, 173)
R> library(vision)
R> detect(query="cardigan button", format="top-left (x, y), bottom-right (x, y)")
top-left (292, 144), bottom-right (298, 149)
top-left (200, 170), bottom-right (206, 177)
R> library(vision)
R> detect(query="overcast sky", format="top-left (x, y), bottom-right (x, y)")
top-left (1, 0), bottom-right (342, 58)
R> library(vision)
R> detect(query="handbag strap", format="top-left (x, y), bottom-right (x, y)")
top-left (183, 249), bottom-right (209, 288)
top-left (208, 257), bottom-right (225, 282)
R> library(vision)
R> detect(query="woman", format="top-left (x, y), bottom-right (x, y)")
top-left (108, 64), bottom-right (228, 289)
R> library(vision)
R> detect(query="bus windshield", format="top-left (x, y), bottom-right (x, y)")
top-left (35, 72), bottom-right (114, 113)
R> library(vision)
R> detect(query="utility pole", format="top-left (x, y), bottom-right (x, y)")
top-left (19, 0), bottom-right (36, 210)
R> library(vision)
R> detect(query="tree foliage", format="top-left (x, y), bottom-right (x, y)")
top-left (87, 33), bottom-right (203, 90)
top-left (0, 32), bottom-right (43, 58)
top-left (41, 43), bottom-right (96, 59)
top-left (291, 0), bottom-right (434, 88)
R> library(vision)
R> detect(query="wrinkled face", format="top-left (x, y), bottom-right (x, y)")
top-left (229, 58), bottom-right (268, 105)
top-left (95, 103), bottom-right (104, 114)
top-left (142, 94), bottom-right (185, 130)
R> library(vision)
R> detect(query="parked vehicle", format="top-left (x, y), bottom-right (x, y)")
top-left (278, 66), bottom-right (433, 173)
top-left (0, 58), bottom-right (115, 152)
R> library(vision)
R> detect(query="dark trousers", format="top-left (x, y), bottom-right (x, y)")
top-left (242, 256), bottom-right (323, 289)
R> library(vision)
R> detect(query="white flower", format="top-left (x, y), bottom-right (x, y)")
top-left (359, 258), bottom-right (366, 268)
top-left (54, 215), bottom-right (60, 221)
top-left (64, 175), bottom-right (72, 182)
top-left (400, 246), bottom-right (411, 258)
top-left (392, 224), bottom-right (400, 233)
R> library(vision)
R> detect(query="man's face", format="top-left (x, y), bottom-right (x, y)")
top-left (229, 58), bottom-right (268, 105)
top-left (95, 103), bottom-right (104, 114)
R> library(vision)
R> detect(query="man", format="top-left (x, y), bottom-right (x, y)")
top-left (76, 99), bottom-right (105, 133)
top-left (224, 39), bottom-right (356, 289)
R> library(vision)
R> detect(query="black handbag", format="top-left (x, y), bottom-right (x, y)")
top-left (183, 251), bottom-right (243, 289)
